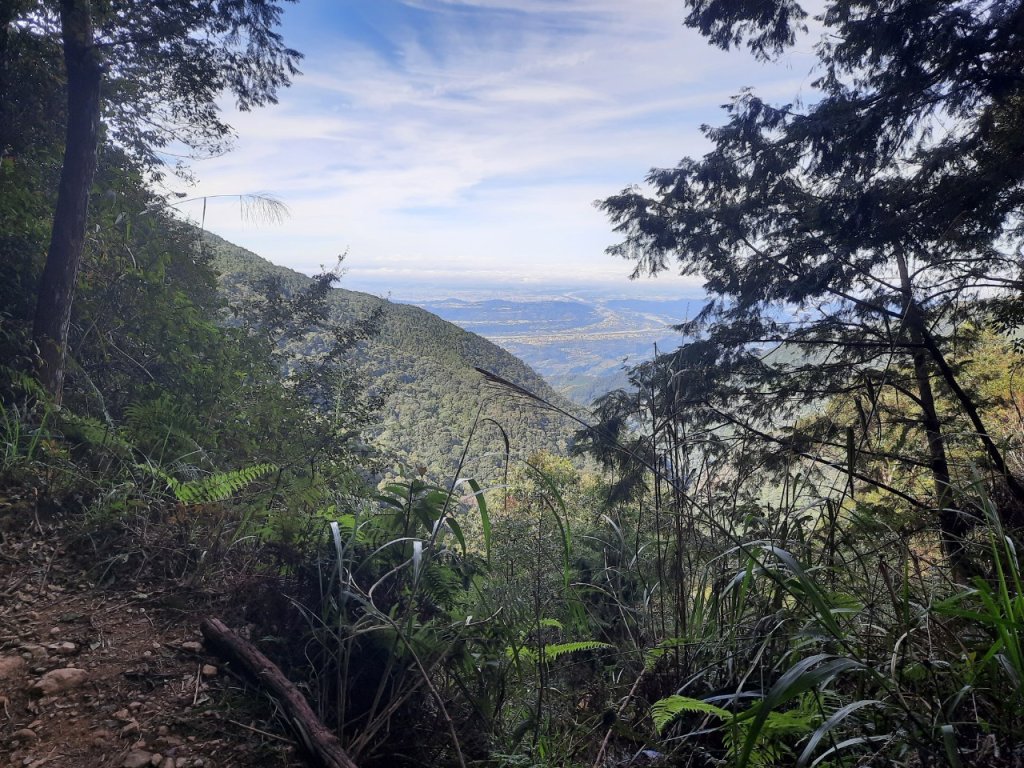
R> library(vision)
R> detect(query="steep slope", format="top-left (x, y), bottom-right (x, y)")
top-left (204, 234), bottom-right (582, 482)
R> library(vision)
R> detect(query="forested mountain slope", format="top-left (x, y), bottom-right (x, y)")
top-left (205, 234), bottom-right (582, 481)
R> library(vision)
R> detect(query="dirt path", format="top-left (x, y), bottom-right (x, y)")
top-left (0, 509), bottom-right (303, 768)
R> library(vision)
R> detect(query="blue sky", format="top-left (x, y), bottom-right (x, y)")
top-left (172, 0), bottom-right (819, 299)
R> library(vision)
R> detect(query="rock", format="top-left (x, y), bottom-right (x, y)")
top-left (48, 641), bottom-right (77, 656)
top-left (120, 719), bottom-right (141, 737)
top-left (19, 645), bottom-right (48, 662)
top-left (30, 667), bottom-right (88, 695)
top-left (48, 627), bottom-right (60, 637)
top-left (200, 664), bottom-right (217, 678)
top-left (159, 758), bottom-right (175, 768)
top-left (11, 728), bottom-right (37, 742)
top-left (180, 641), bottom-right (203, 653)
top-left (122, 750), bottom-right (154, 768)
top-left (0, 655), bottom-right (26, 680)
top-left (114, 708), bottom-right (132, 721)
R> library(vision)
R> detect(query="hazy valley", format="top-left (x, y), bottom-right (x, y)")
top-left (407, 294), bottom-right (694, 404)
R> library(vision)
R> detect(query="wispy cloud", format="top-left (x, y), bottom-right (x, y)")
top-left (176, 0), bottom-right (818, 297)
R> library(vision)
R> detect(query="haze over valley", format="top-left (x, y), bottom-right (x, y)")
top-left (405, 293), bottom-right (694, 404)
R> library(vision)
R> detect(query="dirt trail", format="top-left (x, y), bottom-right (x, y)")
top-left (0, 507), bottom-right (303, 768)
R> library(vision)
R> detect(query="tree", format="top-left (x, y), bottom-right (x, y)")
top-left (599, 0), bottom-right (1024, 563)
top-left (21, 0), bottom-right (301, 403)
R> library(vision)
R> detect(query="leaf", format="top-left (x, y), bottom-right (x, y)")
top-left (651, 695), bottom-right (730, 734)
top-left (542, 640), bottom-right (611, 661)
top-left (797, 700), bottom-right (881, 767)
top-left (466, 478), bottom-right (491, 563)
top-left (735, 654), bottom-right (864, 768)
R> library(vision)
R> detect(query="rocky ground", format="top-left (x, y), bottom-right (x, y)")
top-left (0, 503), bottom-right (305, 768)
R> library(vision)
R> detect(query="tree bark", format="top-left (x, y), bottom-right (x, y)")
top-left (895, 254), bottom-right (966, 567)
top-left (199, 617), bottom-right (359, 768)
top-left (915, 323), bottom-right (1024, 506)
top-left (31, 0), bottom-right (101, 405)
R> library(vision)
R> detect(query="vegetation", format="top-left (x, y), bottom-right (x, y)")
top-left (208, 233), bottom-right (579, 481)
top-left (3, 0), bottom-right (1024, 767)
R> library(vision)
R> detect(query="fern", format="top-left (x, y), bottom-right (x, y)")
top-left (512, 640), bottom-right (611, 664)
top-left (141, 462), bottom-right (277, 504)
top-left (421, 563), bottom-right (463, 609)
top-left (124, 395), bottom-right (204, 458)
top-left (651, 695), bottom-right (730, 734)
top-left (175, 463), bottom-right (277, 503)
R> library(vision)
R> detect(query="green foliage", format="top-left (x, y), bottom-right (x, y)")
top-left (144, 462), bottom-right (277, 505)
top-left (513, 640), bottom-right (611, 665)
top-left (209, 233), bottom-right (581, 484)
top-left (650, 695), bottom-right (730, 733)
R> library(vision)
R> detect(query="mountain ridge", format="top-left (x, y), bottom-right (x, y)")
top-left (204, 233), bottom-right (583, 481)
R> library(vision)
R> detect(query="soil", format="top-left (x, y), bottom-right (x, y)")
top-left (0, 500), bottom-right (307, 768)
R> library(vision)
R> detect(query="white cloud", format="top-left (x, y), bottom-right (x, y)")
top-left (175, 0), bottom-right (819, 296)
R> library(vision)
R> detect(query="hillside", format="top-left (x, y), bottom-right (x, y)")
top-left (204, 234), bottom-right (583, 482)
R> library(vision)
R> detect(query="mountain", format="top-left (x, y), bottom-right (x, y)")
top-left (204, 234), bottom-right (583, 482)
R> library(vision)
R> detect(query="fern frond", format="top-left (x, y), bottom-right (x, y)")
top-left (138, 461), bottom-right (276, 504)
top-left (651, 695), bottom-right (730, 734)
top-left (511, 639), bottom-right (612, 665)
top-left (175, 463), bottom-right (277, 504)
top-left (542, 640), bottom-right (611, 661)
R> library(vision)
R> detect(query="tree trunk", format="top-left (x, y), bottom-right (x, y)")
top-left (32, 0), bottom-right (101, 405)
top-left (895, 254), bottom-right (966, 567)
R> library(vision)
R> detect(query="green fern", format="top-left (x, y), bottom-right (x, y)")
top-left (512, 639), bottom-right (611, 664)
top-left (124, 395), bottom-right (203, 457)
top-left (651, 695), bottom-right (730, 733)
top-left (142, 462), bottom-right (277, 504)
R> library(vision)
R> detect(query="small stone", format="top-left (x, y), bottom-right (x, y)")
top-left (129, 701), bottom-right (144, 710)
top-left (149, 755), bottom-right (162, 767)
top-left (122, 750), bottom-right (153, 768)
top-left (120, 720), bottom-right (141, 737)
top-left (20, 645), bottom-right (48, 661)
top-left (49, 642), bottom-right (77, 656)
top-left (180, 642), bottom-right (203, 653)
top-left (12, 728), bottom-right (37, 742)
top-left (113, 708), bottom-right (132, 721)
top-left (159, 758), bottom-right (175, 768)
top-left (48, 627), bottom-right (60, 637)
top-left (31, 667), bottom-right (88, 695)
top-left (0, 655), bottom-right (26, 680)
top-left (200, 664), bottom-right (217, 678)
top-left (157, 725), bottom-right (169, 736)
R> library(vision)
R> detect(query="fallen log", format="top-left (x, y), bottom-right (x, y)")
top-left (200, 617), bottom-right (358, 768)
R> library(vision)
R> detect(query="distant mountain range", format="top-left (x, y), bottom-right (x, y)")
top-left (411, 296), bottom-right (693, 404)
top-left (204, 234), bottom-right (583, 483)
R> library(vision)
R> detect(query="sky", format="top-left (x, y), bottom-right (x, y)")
top-left (170, 0), bottom-right (821, 300)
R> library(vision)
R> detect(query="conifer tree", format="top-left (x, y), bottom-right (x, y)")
top-left (600, 0), bottom-right (1024, 561)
